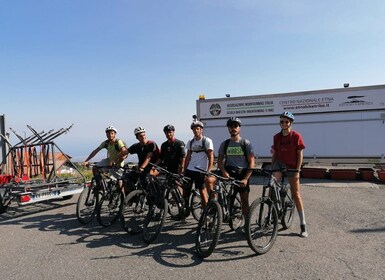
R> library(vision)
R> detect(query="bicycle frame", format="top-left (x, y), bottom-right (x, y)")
top-left (260, 168), bottom-right (293, 210)
top-left (211, 179), bottom-right (236, 223)
top-left (195, 166), bottom-right (241, 223)
top-left (149, 163), bottom-right (191, 216)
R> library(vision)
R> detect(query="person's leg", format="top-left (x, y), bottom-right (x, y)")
top-left (200, 187), bottom-right (209, 209)
top-left (205, 175), bottom-right (217, 200)
top-left (289, 176), bottom-right (308, 237)
top-left (195, 172), bottom-right (209, 208)
top-left (187, 170), bottom-right (208, 208)
top-left (149, 168), bottom-right (159, 176)
top-left (239, 191), bottom-right (249, 216)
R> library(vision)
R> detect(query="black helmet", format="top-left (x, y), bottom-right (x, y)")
top-left (226, 117), bottom-right (242, 127)
top-left (280, 111), bottom-right (295, 121)
top-left (163, 124), bottom-right (175, 132)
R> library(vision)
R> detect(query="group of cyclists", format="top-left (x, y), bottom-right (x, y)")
top-left (83, 111), bottom-right (308, 238)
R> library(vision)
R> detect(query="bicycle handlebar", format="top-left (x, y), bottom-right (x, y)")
top-left (252, 168), bottom-right (299, 177)
top-left (149, 162), bottom-right (191, 184)
top-left (194, 166), bottom-right (242, 186)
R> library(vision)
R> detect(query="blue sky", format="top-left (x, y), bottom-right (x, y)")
top-left (1, 0), bottom-right (385, 162)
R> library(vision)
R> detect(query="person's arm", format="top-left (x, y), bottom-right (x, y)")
top-left (207, 149), bottom-right (214, 172)
top-left (217, 153), bottom-right (228, 178)
top-left (271, 136), bottom-right (277, 165)
top-left (110, 146), bottom-right (128, 165)
top-left (271, 149), bottom-right (277, 165)
top-left (139, 152), bottom-right (153, 172)
top-left (295, 149), bottom-right (304, 178)
top-left (155, 144), bottom-right (164, 166)
top-left (184, 149), bottom-right (192, 173)
top-left (83, 147), bottom-right (102, 165)
top-left (177, 142), bottom-right (186, 175)
top-left (243, 153), bottom-right (255, 182)
top-left (178, 156), bottom-right (185, 175)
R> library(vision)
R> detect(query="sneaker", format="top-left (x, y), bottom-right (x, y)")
top-left (232, 215), bottom-right (245, 230)
top-left (300, 224), bottom-right (308, 238)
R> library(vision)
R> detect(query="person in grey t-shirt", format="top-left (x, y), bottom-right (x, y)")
top-left (207, 117), bottom-right (255, 218)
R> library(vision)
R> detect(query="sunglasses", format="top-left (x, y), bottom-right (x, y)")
top-left (280, 120), bottom-right (290, 124)
top-left (229, 124), bottom-right (239, 128)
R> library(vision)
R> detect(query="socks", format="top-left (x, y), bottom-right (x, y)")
top-left (298, 211), bottom-right (306, 225)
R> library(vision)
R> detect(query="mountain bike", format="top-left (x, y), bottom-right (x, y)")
top-left (149, 163), bottom-right (202, 221)
top-left (245, 168), bottom-right (296, 255)
top-left (96, 166), bottom-right (138, 227)
top-left (120, 170), bottom-right (168, 244)
top-left (194, 167), bottom-right (244, 258)
top-left (120, 181), bottom-right (147, 235)
top-left (76, 165), bottom-right (112, 225)
top-left (141, 173), bottom-right (169, 244)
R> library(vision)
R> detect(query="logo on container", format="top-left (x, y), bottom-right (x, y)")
top-left (209, 104), bottom-right (221, 116)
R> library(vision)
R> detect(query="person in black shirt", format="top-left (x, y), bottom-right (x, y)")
top-left (119, 127), bottom-right (161, 198)
top-left (122, 126), bottom-right (160, 175)
top-left (158, 124), bottom-right (186, 175)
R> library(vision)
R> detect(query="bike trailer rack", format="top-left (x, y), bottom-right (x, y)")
top-left (0, 124), bottom-right (85, 213)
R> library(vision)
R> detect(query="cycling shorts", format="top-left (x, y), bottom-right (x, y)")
top-left (184, 169), bottom-right (205, 190)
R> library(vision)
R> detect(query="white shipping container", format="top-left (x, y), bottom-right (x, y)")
top-left (196, 84), bottom-right (385, 166)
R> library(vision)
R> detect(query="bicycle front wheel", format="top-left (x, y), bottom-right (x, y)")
top-left (76, 186), bottom-right (97, 224)
top-left (195, 200), bottom-right (223, 258)
top-left (96, 189), bottom-right (123, 227)
top-left (229, 192), bottom-right (243, 231)
top-left (190, 190), bottom-right (202, 221)
top-left (142, 197), bottom-right (168, 244)
top-left (245, 197), bottom-right (278, 255)
top-left (281, 184), bottom-right (296, 229)
top-left (120, 190), bottom-right (148, 234)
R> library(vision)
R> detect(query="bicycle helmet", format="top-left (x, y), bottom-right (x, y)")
top-left (105, 125), bottom-right (117, 133)
top-left (226, 117), bottom-right (242, 127)
top-left (190, 120), bottom-right (204, 129)
top-left (134, 126), bottom-right (146, 135)
top-left (280, 111), bottom-right (295, 122)
top-left (163, 124), bottom-right (175, 132)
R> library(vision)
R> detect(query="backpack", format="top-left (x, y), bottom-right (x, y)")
top-left (223, 138), bottom-right (249, 163)
top-left (104, 139), bottom-right (124, 151)
top-left (189, 136), bottom-right (208, 153)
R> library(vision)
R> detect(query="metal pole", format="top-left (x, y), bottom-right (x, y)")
top-left (1, 114), bottom-right (7, 173)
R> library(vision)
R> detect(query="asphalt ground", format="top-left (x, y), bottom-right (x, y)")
top-left (0, 177), bottom-right (384, 280)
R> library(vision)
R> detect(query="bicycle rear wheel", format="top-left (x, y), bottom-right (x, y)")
top-left (245, 197), bottom-right (278, 255)
top-left (195, 200), bottom-right (223, 258)
top-left (76, 184), bottom-right (97, 224)
top-left (229, 192), bottom-right (243, 231)
top-left (281, 184), bottom-right (296, 229)
top-left (96, 189), bottom-right (123, 227)
top-left (0, 193), bottom-right (9, 214)
top-left (120, 190), bottom-right (148, 234)
top-left (167, 187), bottom-right (182, 219)
top-left (190, 190), bottom-right (202, 221)
top-left (142, 197), bottom-right (168, 244)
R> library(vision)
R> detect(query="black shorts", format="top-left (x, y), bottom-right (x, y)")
top-left (184, 169), bottom-right (206, 190)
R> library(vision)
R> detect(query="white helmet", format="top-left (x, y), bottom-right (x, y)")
top-left (105, 125), bottom-right (117, 133)
top-left (134, 126), bottom-right (146, 135)
top-left (190, 120), bottom-right (204, 129)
